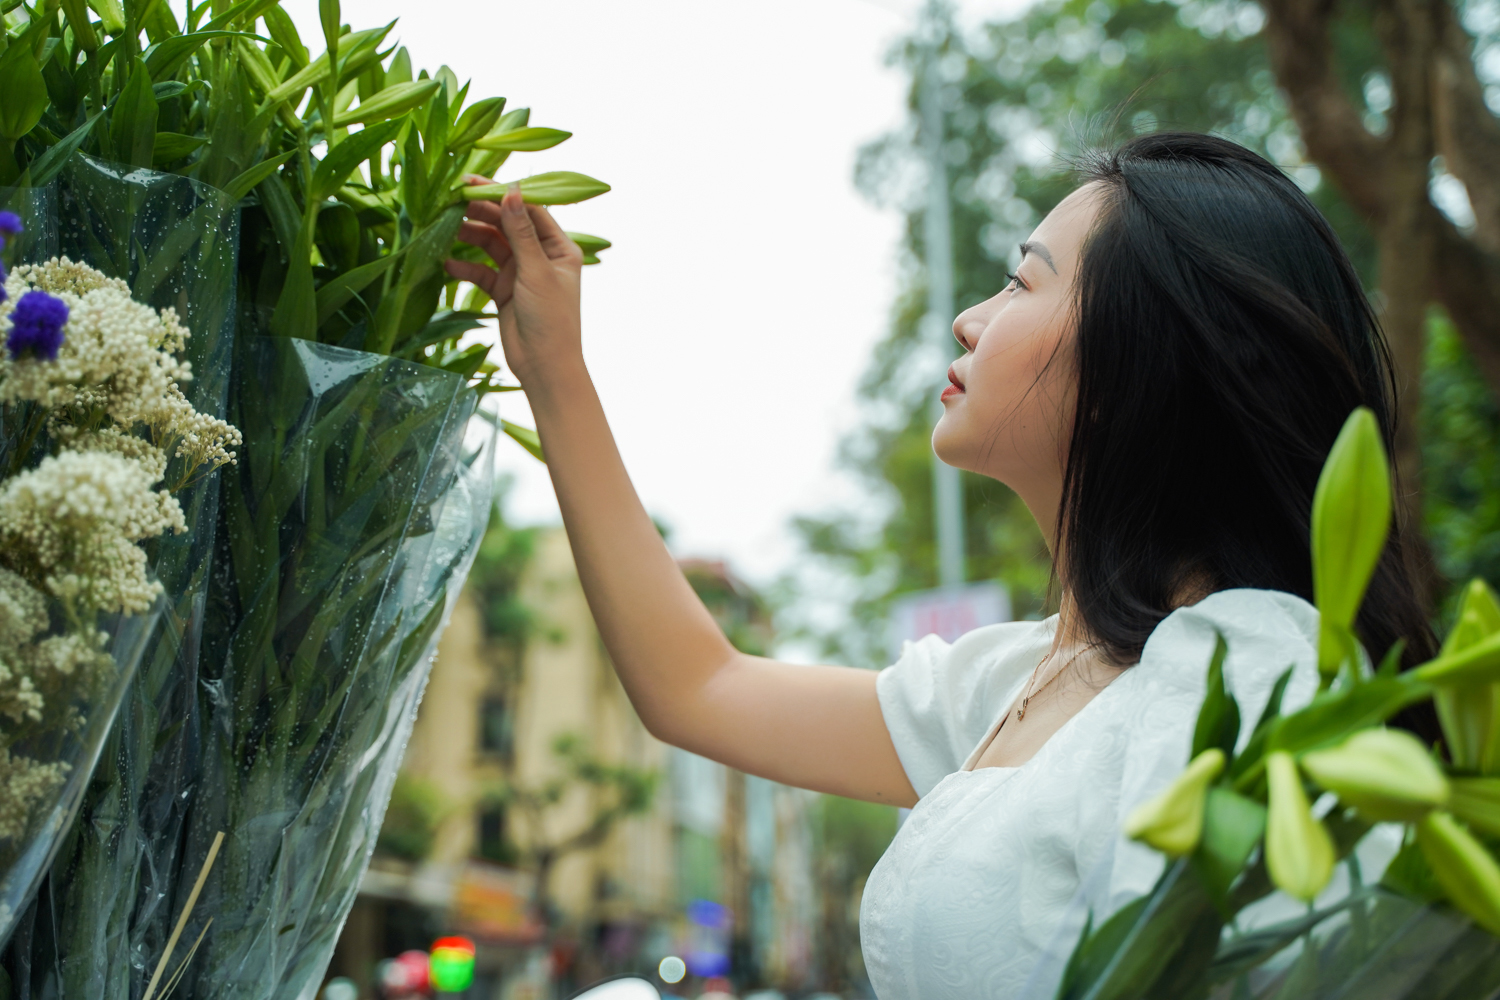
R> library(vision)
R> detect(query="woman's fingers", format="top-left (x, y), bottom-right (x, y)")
top-left (497, 185), bottom-right (551, 271)
top-left (525, 202), bottom-right (583, 263)
top-left (465, 181), bottom-right (580, 265)
top-left (457, 218), bottom-right (513, 269)
top-left (443, 258), bottom-right (514, 304)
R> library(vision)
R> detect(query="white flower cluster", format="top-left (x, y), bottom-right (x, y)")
top-left (0, 450), bottom-right (184, 614)
top-left (0, 747), bottom-right (69, 840)
top-left (0, 258), bottom-right (239, 845)
top-left (1, 258), bottom-right (242, 472)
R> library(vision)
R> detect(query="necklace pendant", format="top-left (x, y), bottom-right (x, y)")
top-left (1017, 698), bottom-right (1029, 721)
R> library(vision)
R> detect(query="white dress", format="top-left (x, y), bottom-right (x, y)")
top-left (859, 588), bottom-right (1323, 1000)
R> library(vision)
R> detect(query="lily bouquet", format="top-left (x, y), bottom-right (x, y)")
top-left (0, 233), bottom-right (239, 946)
top-left (0, 0), bottom-right (603, 995)
top-left (1050, 409), bottom-right (1500, 1000)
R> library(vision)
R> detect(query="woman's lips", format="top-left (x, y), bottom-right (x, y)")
top-left (941, 368), bottom-right (965, 401)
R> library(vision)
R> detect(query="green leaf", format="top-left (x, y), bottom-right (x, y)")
top-left (110, 57), bottom-right (159, 168)
top-left (0, 42), bottom-right (49, 141)
top-left (221, 148), bottom-right (295, 202)
top-left (1192, 788), bottom-right (1267, 914)
top-left (1191, 635), bottom-right (1240, 760)
top-left (461, 171), bottom-right (611, 206)
top-left (315, 250), bottom-right (404, 324)
top-left (472, 126), bottom-right (572, 152)
top-left (437, 341), bottom-right (489, 379)
top-left (262, 4), bottom-right (308, 68)
top-left (144, 30), bottom-right (256, 77)
top-left (24, 112), bottom-right (100, 186)
top-left (1381, 838), bottom-right (1445, 904)
top-left (502, 420), bottom-right (544, 462)
top-left (566, 230), bottom-right (611, 264)
top-left (267, 22), bottom-right (393, 103)
top-left (448, 95), bottom-right (505, 150)
top-left (333, 79), bottom-right (440, 128)
top-left (1310, 407), bottom-right (1392, 678)
top-left (1268, 674), bottom-right (1432, 756)
top-left (312, 116), bottom-right (405, 201)
top-left (398, 310), bottom-right (488, 356)
top-left (385, 45), bottom-right (412, 86)
top-left (1415, 631), bottom-right (1500, 687)
top-left (199, 0), bottom-right (280, 32)
top-left (422, 85), bottom-right (449, 171)
top-left (151, 131), bottom-right (206, 164)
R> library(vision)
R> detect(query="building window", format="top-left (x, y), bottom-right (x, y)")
top-left (478, 695), bottom-right (513, 759)
top-left (476, 806), bottom-right (516, 865)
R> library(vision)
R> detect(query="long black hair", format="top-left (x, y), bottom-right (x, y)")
top-left (1058, 131), bottom-right (1436, 687)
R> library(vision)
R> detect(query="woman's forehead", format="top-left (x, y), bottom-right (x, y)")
top-left (1026, 183), bottom-right (1107, 268)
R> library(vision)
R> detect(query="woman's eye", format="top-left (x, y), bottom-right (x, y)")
top-left (1005, 272), bottom-right (1024, 291)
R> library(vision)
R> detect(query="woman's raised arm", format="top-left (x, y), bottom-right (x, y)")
top-left (445, 186), bottom-right (917, 807)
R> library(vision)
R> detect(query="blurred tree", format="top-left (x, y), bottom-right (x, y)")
top-left (815, 796), bottom-right (898, 993)
top-left (1260, 0), bottom-right (1500, 512)
top-left (781, 0), bottom-right (1500, 660)
top-left (478, 732), bottom-right (658, 926)
top-left (375, 774), bottom-right (449, 861)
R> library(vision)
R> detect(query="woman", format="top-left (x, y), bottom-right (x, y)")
top-left (445, 132), bottom-right (1434, 998)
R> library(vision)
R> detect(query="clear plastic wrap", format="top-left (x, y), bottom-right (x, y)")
top-left (0, 155), bottom-right (236, 962)
top-left (3, 157), bottom-right (494, 1000)
top-left (0, 600), bottom-right (163, 948)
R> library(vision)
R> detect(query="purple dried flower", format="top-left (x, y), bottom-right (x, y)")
top-left (7, 290), bottom-right (69, 361)
top-left (0, 212), bottom-right (22, 236)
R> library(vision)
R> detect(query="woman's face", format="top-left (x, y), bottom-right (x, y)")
top-left (932, 181), bottom-right (1106, 542)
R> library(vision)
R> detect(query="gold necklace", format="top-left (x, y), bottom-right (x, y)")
top-left (1015, 645), bottom-right (1089, 721)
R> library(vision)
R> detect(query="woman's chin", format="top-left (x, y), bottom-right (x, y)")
top-left (930, 422), bottom-right (973, 471)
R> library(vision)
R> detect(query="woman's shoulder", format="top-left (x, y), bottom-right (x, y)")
top-left (877, 616), bottom-right (1057, 797)
top-left (1135, 588), bottom-right (1321, 744)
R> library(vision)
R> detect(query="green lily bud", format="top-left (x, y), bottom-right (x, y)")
top-left (85, 0), bottom-right (124, 33)
top-left (1432, 581), bottom-right (1500, 771)
top-left (1449, 778), bottom-right (1500, 837)
top-left (461, 171), bottom-right (611, 206)
top-left (1310, 408), bottom-right (1391, 681)
top-left (1266, 751), bottom-right (1336, 901)
top-left (473, 127), bottom-right (573, 152)
top-left (334, 80), bottom-right (442, 128)
top-left (59, 0), bottom-right (99, 51)
top-left (1299, 728), bottom-right (1448, 822)
top-left (1417, 811), bottom-right (1500, 935)
top-left (1124, 748), bottom-right (1224, 857)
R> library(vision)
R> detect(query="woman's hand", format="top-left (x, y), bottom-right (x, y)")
top-left (444, 178), bottom-right (584, 386)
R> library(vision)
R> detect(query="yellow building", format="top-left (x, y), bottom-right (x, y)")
top-left (329, 525), bottom-right (819, 998)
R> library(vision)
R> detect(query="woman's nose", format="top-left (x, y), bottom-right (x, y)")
top-left (953, 316), bottom-right (983, 351)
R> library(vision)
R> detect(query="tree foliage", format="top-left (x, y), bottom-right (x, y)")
top-left (782, 0), bottom-right (1500, 663)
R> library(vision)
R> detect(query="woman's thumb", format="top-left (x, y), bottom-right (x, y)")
top-left (499, 184), bottom-right (546, 267)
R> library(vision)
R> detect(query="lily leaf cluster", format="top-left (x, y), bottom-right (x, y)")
top-left (0, 0), bottom-right (609, 455)
top-left (1063, 407), bottom-right (1500, 998)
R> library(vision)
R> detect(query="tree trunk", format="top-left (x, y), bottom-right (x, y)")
top-left (1259, 0), bottom-right (1500, 604)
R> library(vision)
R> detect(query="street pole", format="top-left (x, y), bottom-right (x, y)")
top-left (920, 9), bottom-right (966, 590)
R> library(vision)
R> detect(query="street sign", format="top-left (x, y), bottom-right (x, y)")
top-left (887, 581), bottom-right (1011, 660)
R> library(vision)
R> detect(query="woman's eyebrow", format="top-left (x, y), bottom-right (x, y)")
top-left (1019, 241), bottom-right (1057, 274)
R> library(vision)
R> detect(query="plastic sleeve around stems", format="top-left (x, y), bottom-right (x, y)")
top-left (167, 336), bottom-right (494, 1000)
top-left (1, 155), bottom-right (239, 991)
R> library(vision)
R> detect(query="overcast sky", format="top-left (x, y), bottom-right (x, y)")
top-left (283, 0), bottom-right (1031, 586)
